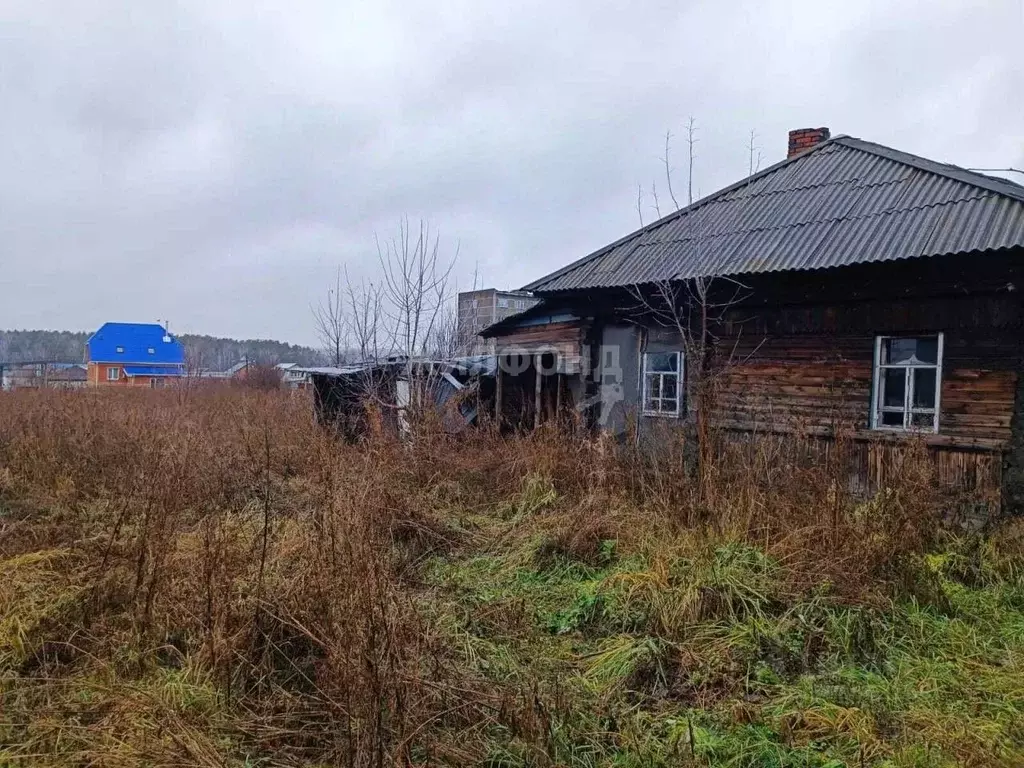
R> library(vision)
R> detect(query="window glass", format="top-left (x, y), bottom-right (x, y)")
top-left (874, 335), bottom-right (941, 433)
top-left (642, 350), bottom-right (683, 416)
top-left (911, 412), bottom-right (934, 428)
top-left (884, 337), bottom-right (938, 365)
top-left (915, 337), bottom-right (938, 364)
top-left (646, 352), bottom-right (678, 373)
top-left (883, 338), bottom-right (915, 364)
top-left (882, 368), bottom-right (905, 407)
top-left (912, 368), bottom-right (937, 408)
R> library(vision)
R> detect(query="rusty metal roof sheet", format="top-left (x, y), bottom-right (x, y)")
top-left (524, 136), bottom-right (1024, 293)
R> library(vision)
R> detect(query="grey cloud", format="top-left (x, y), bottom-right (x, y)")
top-left (1, 0), bottom-right (1021, 345)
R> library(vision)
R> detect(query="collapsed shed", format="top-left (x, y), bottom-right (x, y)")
top-left (301, 355), bottom-right (497, 439)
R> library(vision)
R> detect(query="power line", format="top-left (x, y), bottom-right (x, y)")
top-left (967, 167), bottom-right (1024, 177)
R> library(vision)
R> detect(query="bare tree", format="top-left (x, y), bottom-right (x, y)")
top-left (685, 117), bottom-right (697, 206)
top-left (313, 267), bottom-right (347, 366)
top-left (626, 123), bottom-right (763, 496)
top-left (184, 343), bottom-right (207, 387)
top-left (344, 269), bottom-right (387, 364)
top-left (663, 129), bottom-right (681, 210)
top-left (314, 219), bottom-right (463, 436)
top-left (376, 218), bottom-right (458, 367)
top-left (426, 302), bottom-right (467, 360)
top-left (747, 129), bottom-right (762, 176)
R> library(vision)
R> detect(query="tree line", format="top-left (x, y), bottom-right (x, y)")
top-left (0, 329), bottom-right (323, 370)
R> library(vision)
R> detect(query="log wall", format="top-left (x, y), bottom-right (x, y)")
top-left (711, 291), bottom-right (1021, 502)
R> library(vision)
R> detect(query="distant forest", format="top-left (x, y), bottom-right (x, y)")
top-left (0, 329), bottom-right (324, 371)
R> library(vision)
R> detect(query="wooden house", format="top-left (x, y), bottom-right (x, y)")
top-left (483, 129), bottom-right (1024, 513)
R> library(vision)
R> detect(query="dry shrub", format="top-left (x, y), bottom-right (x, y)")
top-left (705, 428), bottom-right (941, 596)
top-left (0, 387), bottom-right (955, 765)
top-left (237, 363), bottom-right (284, 390)
top-left (0, 389), bottom-right (477, 766)
top-left (535, 499), bottom-right (616, 568)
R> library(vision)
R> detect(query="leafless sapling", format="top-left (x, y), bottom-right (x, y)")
top-left (313, 267), bottom-right (347, 366)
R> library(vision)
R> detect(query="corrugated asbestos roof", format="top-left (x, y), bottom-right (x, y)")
top-left (299, 355), bottom-right (498, 378)
top-left (524, 136), bottom-right (1024, 293)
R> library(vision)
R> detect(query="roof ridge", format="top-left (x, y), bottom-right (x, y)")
top-left (833, 136), bottom-right (1024, 203)
top-left (523, 138), bottom-right (851, 292)
top-left (636, 191), bottom-right (992, 258)
top-left (97, 321), bottom-right (168, 328)
top-left (525, 135), bottom-right (1024, 293)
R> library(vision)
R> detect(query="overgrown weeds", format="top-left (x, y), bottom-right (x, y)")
top-left (0, 388), bottom-right (1020, 766)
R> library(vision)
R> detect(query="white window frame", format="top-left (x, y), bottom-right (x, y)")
top-left (641, 350), bottom-right (684, 417)
top-left (115, 346), bottom-right (124, 353)
top-left (497, 297), bottom-right (509, 308)
top-left (107, 366), bottom-right (120, 381)
top-left (871, 333), bottom-right (943, 433)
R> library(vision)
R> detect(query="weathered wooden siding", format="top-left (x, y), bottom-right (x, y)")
top-left (713, 334), bottom-right (873, 433)
top-left (715, 430), bottom-right (1004, 511)
top-left (493, 320), bottom-right (588, 373)
top-left (714, 293), bottom-right (1019, 446)
top-left (709, 289), bottom-right (1021, 501)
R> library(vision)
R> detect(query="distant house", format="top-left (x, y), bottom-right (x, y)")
top-left (86, 323), bottom-right (185, 387)
top-left (0, 362), bottom-right (87, 390)
top-left (276, 362), bottom-right (311, 390)
top-left (197, 361), bottom-right (250, 380)
top-left (225, 360), bottom-right (250, 378)
top-left (46, 364), bottom-right (88, 390)
top-left (1, 364), bottom-right (40, 390)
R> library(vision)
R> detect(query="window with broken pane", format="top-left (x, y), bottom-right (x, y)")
top-left (643, 350), bottom-right (683, 416)
top-left (873, 335), bottom-right (942, 432)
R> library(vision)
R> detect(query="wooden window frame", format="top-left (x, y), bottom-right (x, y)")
top-left (870, 333), bottom-right (943, 433)
top-left (641, 350), bottom-right (683, 418)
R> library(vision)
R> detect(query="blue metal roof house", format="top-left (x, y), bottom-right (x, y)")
top-left (86, 322), bottom-right (185, 386)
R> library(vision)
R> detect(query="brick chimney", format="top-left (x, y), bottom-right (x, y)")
top-left (787, 127), bottom-right (831, 159)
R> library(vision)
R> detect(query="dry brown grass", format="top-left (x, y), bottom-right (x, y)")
top-left (0, 387), bottom-right (954, 766)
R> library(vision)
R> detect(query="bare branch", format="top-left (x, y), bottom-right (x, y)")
top-left (311, 267), bottom-right (346, 366)
top-left (343, 268), bottom-right (388, 363)
top-left (651, 179), bottom-right (662, 219)
top-left (663, 130), bottom-right (681, 211)
top-left (685, 117), bottom-right (697, 207)
top-left (967, 167), bottom-right (1024, 177)
top-left (747, 129), bottom-right (762, 176)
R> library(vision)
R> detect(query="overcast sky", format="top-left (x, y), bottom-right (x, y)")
top-left (2, 0), bottom-right (1021, 346)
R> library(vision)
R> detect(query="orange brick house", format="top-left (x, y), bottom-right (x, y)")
top-left (86, 322), bottom-right (186, 387)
